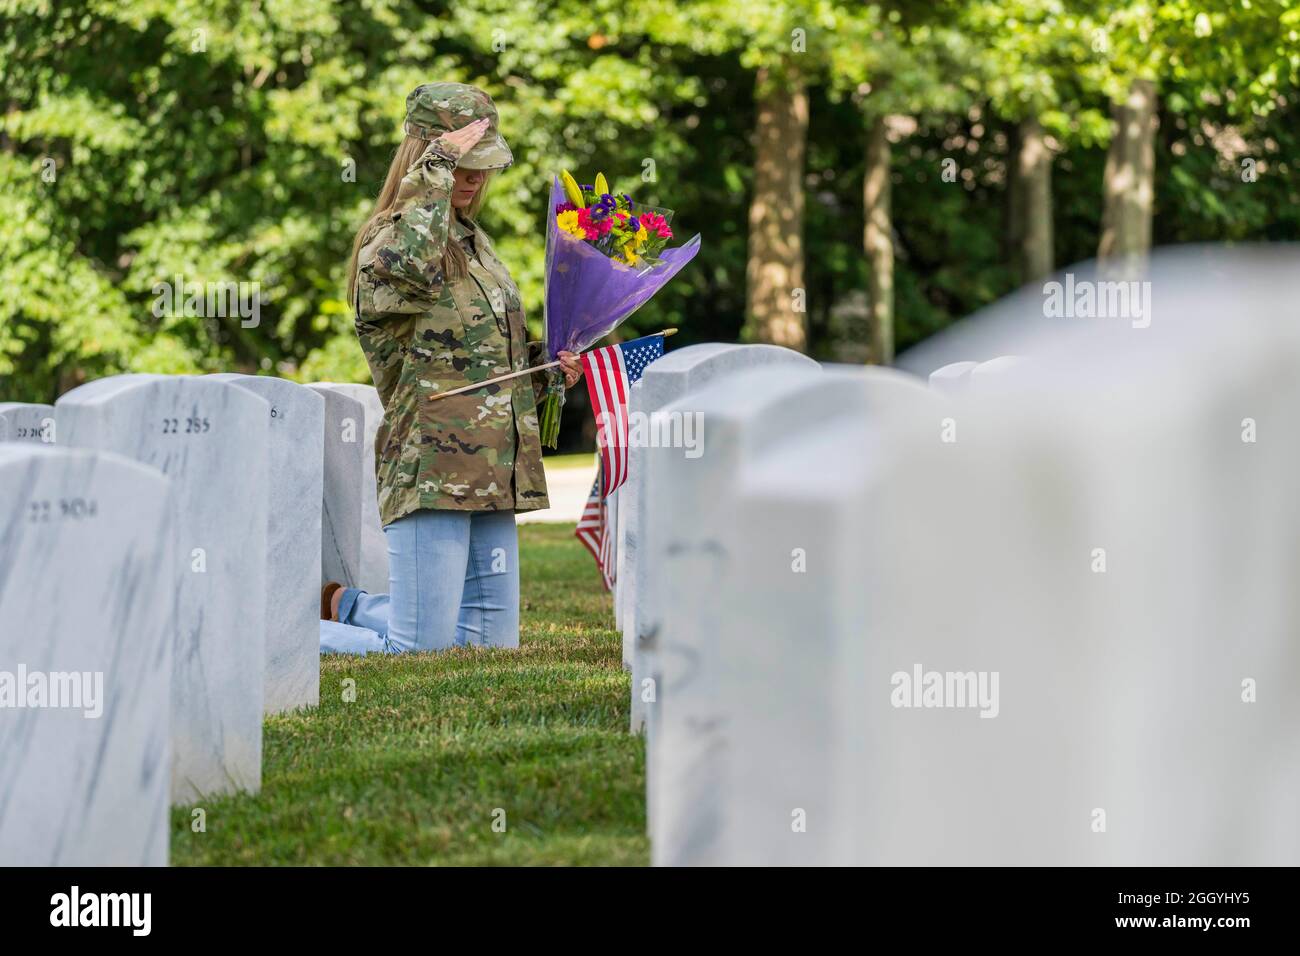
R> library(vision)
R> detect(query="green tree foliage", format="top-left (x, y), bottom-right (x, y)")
top-left (2, 0), bottom-right (1297, 403)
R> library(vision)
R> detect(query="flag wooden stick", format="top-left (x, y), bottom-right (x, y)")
top-left (427, 328), bottom-right (678, 402)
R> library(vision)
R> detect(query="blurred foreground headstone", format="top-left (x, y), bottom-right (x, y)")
top-left (650, 247), bottom-right (1300, 864)
top-left (0, 445), bottom-right (173, 864)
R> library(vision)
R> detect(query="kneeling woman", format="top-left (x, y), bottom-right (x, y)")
top-left (320, 82), bottom-right (581, 655)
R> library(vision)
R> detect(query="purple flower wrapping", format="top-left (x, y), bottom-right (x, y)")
top-left (543, 176), bottom-right (701, 359)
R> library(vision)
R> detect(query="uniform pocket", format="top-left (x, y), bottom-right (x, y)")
top-left (409, 283), bottom-right (471, 387)
top-left (418, 387), bottom-right (512, 506)
top-left (448, 277), bottom-right (512, 381)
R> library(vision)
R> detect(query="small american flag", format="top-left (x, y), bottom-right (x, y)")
top-left (581, 334), bottom-right (665, 497)
top-left (575, 462), bottom-right (615, 590)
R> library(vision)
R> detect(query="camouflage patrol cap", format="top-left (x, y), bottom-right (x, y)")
top-left (404, 82), bottom-right (513, 170)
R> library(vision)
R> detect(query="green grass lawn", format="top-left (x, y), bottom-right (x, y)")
top-left (170, 523), bottom-right (647, 866)
top-left (541, 451), bottom-right (597, 470)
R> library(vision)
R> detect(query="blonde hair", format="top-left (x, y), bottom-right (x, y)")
top-left (347, 134), bottom-right (494, 309)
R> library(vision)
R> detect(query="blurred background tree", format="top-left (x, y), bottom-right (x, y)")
top-left (2, 0), bottom-right (1296, 447)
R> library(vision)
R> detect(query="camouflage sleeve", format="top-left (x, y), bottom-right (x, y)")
top-left (361, 138), bottom-right (464, 294)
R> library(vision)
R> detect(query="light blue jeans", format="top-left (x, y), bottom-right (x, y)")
top-left (320, 509), bottom-right (520, 655)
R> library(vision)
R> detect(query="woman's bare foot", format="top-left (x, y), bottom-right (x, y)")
top-left (321, 582), bottom-right (344, 622)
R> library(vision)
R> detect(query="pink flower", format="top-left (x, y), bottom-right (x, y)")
top-left (640, 211), bottom-right (673, 239)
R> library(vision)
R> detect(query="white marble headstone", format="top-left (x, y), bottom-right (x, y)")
top-left (836, 344), bottom-right (1300, 865)
top-left (306, 386), bottom-right (365, 590)
top-left (969, 354), bottom-right (1027, 381)
top-left (619, 344), bottom-right (818, 734)
top-left (307, 383), bottom-right (388, 594)
top-left (56, 374), bottom-right (268, 803)
top-left (926, 360), bottom-right (978, 393)
top-left (0, 402), bottom-right (56, 444)
top-left (711, 370), bottom-right (941, 866)
top-left (649, 250), bottom-right (1300, 865)
top-left (210, 374), bottom-right (323, 714)
top-left (668, 272), bottom-right (1300, 864)
top-left (645, 364), bottom-right (910, 866)
top-left (928, 356), bottom-right (1026, 395)
top-left (0, 445), bottom-right (174, 865)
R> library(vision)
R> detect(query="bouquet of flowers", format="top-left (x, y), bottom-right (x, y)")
top-left (539, 171), bottom-right (701, 447)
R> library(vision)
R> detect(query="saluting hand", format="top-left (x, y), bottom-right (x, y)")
top-left (435, 117), bottom-right (490, 156)
top-left (558, 351), bottom-right (583, 388)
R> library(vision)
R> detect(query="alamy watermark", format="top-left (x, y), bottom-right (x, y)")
top-left (151, 274), bottom-right (262, 327)
top-left (0, 665), bottom-right (103, 718)
top-left (890, 663), bottom-right (1000, 718)
top-left (595, 410), bottom-right (703, 458)
top-left (50, 886), bottom-right (150, 936)
top-left (1043, 272), bottom-right (1151, 328)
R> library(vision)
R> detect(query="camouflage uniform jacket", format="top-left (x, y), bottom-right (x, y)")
top-left (354, 140), bottom-right (549, 527)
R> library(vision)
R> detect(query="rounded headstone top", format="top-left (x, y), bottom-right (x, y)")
top-left (636, 343), bottom-right (822, 412)
top-left (0, 442), bottom-right (69, 465)
top-left (826, 364), bottom-right (939, 408)
top-left (55, 373), bottom-right (163, 405)
top-left (647, 342), bottom-right (819, 376)
top-left (207, 373), bottom-right (325, 409)
top-left (970, 355), bottom-right (1028, 378)
top-left (305, 382), bottom-right (383, 412)
top-left (0, 442), bottom-right (172, 487)
top-left (57, 372), bottom-right (280, 408)
top-left (307, 382), bottom-right (377, 394)
top-left (660, 362), bottom-right (838, 428)
top-left (927, 361), bottom-right (979, 391)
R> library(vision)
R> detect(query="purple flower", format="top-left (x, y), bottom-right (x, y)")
top-left (629, 216), bottom-right (640, 231)
top-left (588, 194), bottom-right (617, 222)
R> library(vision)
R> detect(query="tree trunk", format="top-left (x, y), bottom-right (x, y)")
top-left (1098, 78), bottom-right (1157, 266)
top-left (864, 114), bottom-right (893, 365)
top-left (1, 101), bottom-right (17, 154)
top-left (744, 64), bottom-right (808, 351)
top-left (1006, 121), bottom-right (1022, 267)
top-left (1013, 115), bottom-right (1054, 283)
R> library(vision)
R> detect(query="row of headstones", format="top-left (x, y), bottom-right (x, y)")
top-left (612, 347), bottom-right (1021, 731)
top-left (0, 375), bottom-right (391, 865)
top-left (617, 340), bottom-right (1299, 866)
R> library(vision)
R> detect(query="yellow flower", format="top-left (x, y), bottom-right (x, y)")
top-left (635, 224), bottom-right (648, 244)
top-left (560, 170), bottom-right (585, 208)
top-left (622, 244), bottom-right (640, 265)
top-left (556, 210), bottom-right (585, 237)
